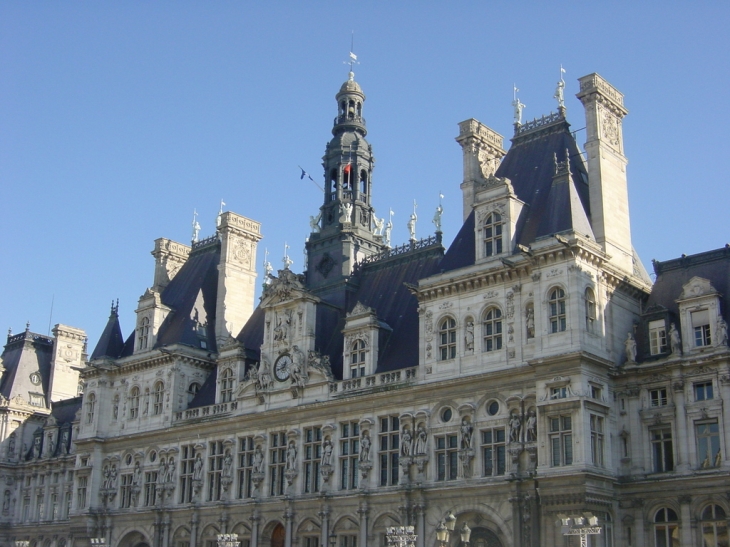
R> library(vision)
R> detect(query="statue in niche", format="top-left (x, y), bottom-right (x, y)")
top-left (525, 410), bottom-right (537, 442)
top-left (464, 321), bottom-right (475, 352)
top-left (321, 439), bottom-right (333, 466)
top-left (273, 310), bottom-right (292, 342)
top-left (252, 446), bottom-right (264, 474)
top-left (360, 431), bottom-right (371, 462)
top-left (401, 427), bottom-right (413, 457)
top-left (2, 490), bottom-right (9, 514)
top-left (7, 434), bottom-right (15, 457)
top-left (717, 317), bottom-right (728, 346)
top-left (413, 425), bottom-right (428, 456)
top-left (103, 465), bottom-right (112, 489)
top-left (509, 411), bottom-right (522, 443)
top-left (165, 457), bottom-right (176, 483)
top-left (222, 450), bottom-right (233, 478)
top-left (525, 307), bottom-right (535, 339)
top-left (669, 323), bottom-right (682, 354)
top-left (158, 459), bottom-right (167, 484)
top-left (460, 419), bottom-right (473, 450)
top-left (133, 461), bottom-right (143, 485)
top-left (192, 455), bottom-right (203, 480)
top-left (286, 441), bottom-right (297, 470)
top-left (625, 332), bottom-right (637, 363)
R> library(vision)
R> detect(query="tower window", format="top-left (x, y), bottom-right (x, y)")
top-left (129, 387), bottom-right (140, 419)
top-left (138, 317), bottom-right (150, 350)
top-left (439, 317), bottom-right (457, 360)
top-left (482, 307), bottom-right (503, 352)
top-left (359, 170), bottom-right (368, 197)
top-left (350, 339), bottom-right (366, 378)
top-left (548, 287), bottom-right (567, 333)
top-left (584, 288), bottom-right (596, 333)
top-left (220, 368), bottom-right (234, 403)
top-left (483, 213), bottom-right (503, 257)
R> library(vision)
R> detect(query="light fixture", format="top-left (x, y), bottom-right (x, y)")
top-left (459, 523), bottom-right (471, 545)
top-left (436, 521), bottom-right (449, 545)
top-left (444, 512), bottom-right (457, 532)
top-left (329, 532), bottom-right (337, 547)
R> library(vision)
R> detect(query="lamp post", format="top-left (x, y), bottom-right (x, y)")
top-left (437, 512), bottom-right (471, 547)
top-left (217, 534), bottom-right (240, 547)
top-left (328, 532), bottom-right (337, 547)
top-left (459, 523), bottom-right (471, 547)
top-left (385, 526), bottom-right (417, 547)
top-left (560, 515), bottom-right (601, 547)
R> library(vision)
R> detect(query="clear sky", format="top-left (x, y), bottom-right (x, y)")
top-left (1, 2), bottom-right (728, 350)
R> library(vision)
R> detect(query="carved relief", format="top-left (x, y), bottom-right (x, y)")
top-left (232, 239), bottom-right (252, 269)
top-left (602, 109), bottom-right (620, 147)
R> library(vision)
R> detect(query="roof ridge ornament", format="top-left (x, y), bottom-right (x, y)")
top-left (554, 65), bottom-right (566, 114)
top-left (512, 84), bottom-right (526, 125)
top-left (191, 209), bottom-right (201, 244)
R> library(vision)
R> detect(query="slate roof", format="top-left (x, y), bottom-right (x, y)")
top-left (90, 306), bottom-right (125, 360)
top-left (0, 329), bottom-right (53, 405)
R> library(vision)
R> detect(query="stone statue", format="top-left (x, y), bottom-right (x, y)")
top-left (512, 97), bottom-right (526, 125)
top-left (222, 451), bottom-right (233, 478)
top-left (2, 490), bottom-right (9, 514)
top-left (7, 434), bottom-right (15, 457)
top-left (309, 211), bottom-right (322, 233)
top-left (625, 332), bottom-right (637, 363)
top-left (133, 461), bottom-right (142, 485)
top-left (432, 204), bottom-right (443, 232)
top-left (321, 439), bottom-right (333, 466)
top-left (191, 209), bottom-right (201, 244)
top-left (407, 210), bottom-right (417, 241)
top-left (384, 219), bottom-right (393, 247)
top-left (464, 321), bottom-right (475, 352)
top-left (165, 457), bottom-right (175, 483)
top-left (413, 425), bottom-right (428, 456)
top-left (340, 202), bottom-right (353, 224)
top-left (401, 427), bottom-right (413, 457)
top-left (717, 317), bottom-right (728, 346)
top-left (460, 419), bottom-right (473, 450)
top-left (360, 431), bottom-right (371, 462)
top-left (286, 441), bottom-right (297, 470)
top-left (289, 359), bottom-right (305, 388)
top-left (373, 215), bottom-right (384, 236)
top-left (509, 411), bottom-right (522, 443)
top-left (715, 449), bottom-right (722, 467)
top-left (103, 465), bottom-right (112, 489)
top-left (158, 459), bottom-right (167, 484)
top-left (110, 464), bottom-right (118, 488)
top-left (526, 410), bottom-right (537, 442)
top-left (525, 307), bottom-right (535, 339)
top-left (554, 78), bottom-right (565, 109)
top-left (252, 446), bottom-right (264, 474)
top-left (192, 455), bottom-right (203, 480)
top-left (259, 360), bottom-right (273, 390)
top-left (273, 310), bottom-right (292, 342)
top-left (669, 323), bottom-right (682, 354)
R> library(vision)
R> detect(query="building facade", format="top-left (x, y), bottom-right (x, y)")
top-left (1, 70), bottom-right (729, 547)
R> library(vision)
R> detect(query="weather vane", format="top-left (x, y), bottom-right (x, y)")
top-left (344, 31), bottom-right (359, 78)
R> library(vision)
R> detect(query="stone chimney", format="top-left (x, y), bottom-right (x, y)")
top-left (49, 324), bottom-right (86, 402)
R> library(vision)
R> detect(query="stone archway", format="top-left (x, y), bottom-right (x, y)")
top-left (270, 523), bottom-right (285, 547)
top-left (117, 531), bottom-right (151, 547)
top-left (469, 527), bottom-right (502, 547)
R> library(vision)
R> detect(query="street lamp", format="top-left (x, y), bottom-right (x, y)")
top-left (560, 514), bottom-right (601, 547)
top-left (436, 521), bottom-right (449, 547)
top-left (329, 532), bottom-right (337, 547)
top-left (459, 523), bottom-right (471, 547)
top-left (444, 512), bottom-right (456, 533)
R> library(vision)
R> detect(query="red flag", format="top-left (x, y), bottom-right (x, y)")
top-left (343, 164), bottom-right (352, 174)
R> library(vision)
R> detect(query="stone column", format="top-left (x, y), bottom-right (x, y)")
top-left (284, 504), bottom-right (294, 547)
top-left (318, 506), bottom-right (330, 547)
top-left (190, 512), bottom-right (199, 547)
top-left (720, 375), bottom-right (730, 464)
top-left (250, 510), bottom-right (260, 547)
top-left (679, 495), bottom-right (693, 546)
top-left (162, 514), bottom-right (171, 547)
top-left (673, 381), bottom-right (690, 471)
top-left (414, 502), bottom-right (425, 547)
top-left (357, 501), bottom-right (369, 547)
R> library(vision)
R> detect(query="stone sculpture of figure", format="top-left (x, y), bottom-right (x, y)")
top-left (460, 419), bottom-right (473, 450)
top-left (360, 431), bottom-right (371, 462)
top-left (158, 459), bottom-right (167, 484)
top-left (717, 317), bottom-right (728, 346)
top-left (509, 412), bottom-right (522, 443)
top-left (384, 220), bottom-right (393, 247)
top-left (7, 434), bottom-right (15, 456)
top-left (407, 211), bottom-right (417, 241)
top-left (526, 307), bottom-right (535, 339)
top-left (259, 360), bottom-right (273, 390)
top-left (512, 98), bottom-right (526, 124)
top-left (110, 464), bottom-right (118, 488)
top-left (625, 332), bottom-right (637, 363)
top-left (165, 458), bottom-right (175, 483)
top-left (309, 211), bottom-right (322, 233)
top-left (401, 427), bottom-right (413, 457)
top-left (702, 453), bottom-right (711, 469)
top-left (715, 449), bottom-right (722, 467)
top-left (526, 410), bottom-right (537, 442)
top-left (321, 439), bottom-right (333, 466)
top-left (414, 425), bottom-right (428, 456)
top-left (193, 454), bottom-right (203, 480)
top-left (669, 323), bottom-right (682, 355)
top-left (373, 215), bottom-right (384, 236)
top-left (464, 321), bottom-right (475, 352)
top-left (103, 465), bottom-right (112, 489)
top-left (2, 490), bottom-right (9, 514)
top-left (289, 359), bottom-right (304, 388)
top-left (554, 78), bottom-right (565, 109)
top-left (133, 461), bottom-right (142, 485)
top-left (340, 202), bottom-right (353, 224)
top-left (432, 204), bottom-right (443, 232)
top-left (222, 451), bottom-right (233, 478)
top-left (61, 430), bottom-right (69, 454)
top-left (253, 446), bottom-right (264, 474)
top-left (286, 441), bottom-right (297, 470)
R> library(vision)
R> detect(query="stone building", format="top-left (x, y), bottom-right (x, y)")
top-left (1, 68), bottom-right (729, 547)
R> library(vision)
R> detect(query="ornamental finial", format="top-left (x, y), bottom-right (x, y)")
top-left (344, 31), bottom-right (359, 79)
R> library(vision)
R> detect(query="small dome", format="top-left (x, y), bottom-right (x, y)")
top-left (339, 72), bottom-right (363, 94)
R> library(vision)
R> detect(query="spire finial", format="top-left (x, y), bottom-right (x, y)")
top-left (554, 65), bottom-right (566, 112)
top-left (25, 321), bottom-right (30, 332)
top-left (344, 31), bottom-right (359, 79)
top-left (191, 209), bottom-right (201, 244)
top-left (512, 84), bottom-right (526, 125)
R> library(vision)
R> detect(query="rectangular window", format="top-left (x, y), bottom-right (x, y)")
top-left (179, 445), bottom-right (197, 504)
top-left (590, 385), bottom-right (602, 400)
top-left (590, 415), bottom-right (605, 466)
top-left (64, 491), bottom-right (71, 519)
top-left (76, 476), bottom-right (88, 509)
top-left (651, 428), bottom-right (674, 473)
top-left (237, 436), bottom-right (256, 499)
top-left (649, 319), bottom-right (667, 355)
top-left (436, 434), bottom-right (458, 481)
top-left (694, 381), bottom-right (714, 401)
top-left (304, 538), bottom-right (319, 547)
top-left (144, 472), bottom-right (158, 506)
top-left (120, 473), bottom-right (134, 508)
top-left (696, 421), bottom-right (720, 468)
top-left (650, 388), bottom-right (668, 407)
top-left (51, 493), bottom-right (58, 520)
top-left (340, 421), bottom-right (359, 490)
top-left (551, 386), bottom-right (567, 399)
top-left (269, 432), bottom-right (287, 496)
top-left (339, 536), bottom-right (357, 547)
top-left (208, 440), bottom-right (225, 501)
top-left (303, 427), bottom-right (322, 494)
top-left (549, 416), bottom-right (573, 467)
top-left (692, 310), bottom-right (712, 347)
top-left (481, 428), bottom-right (506, 476)
top-left (379, 416), bottom-right (400, 486)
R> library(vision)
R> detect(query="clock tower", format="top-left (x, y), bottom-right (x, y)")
top-left (305, 70), bottom-right (387, 305)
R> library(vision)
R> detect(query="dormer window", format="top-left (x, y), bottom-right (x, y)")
top-left (649, 319), bottom-right (668, 355)
top-left (350, 340), bottom-right (366, 378)
top-left (137, 317), bottom-right (150, 350)
top-left (220, 368), bottom-right (234, 403)
top-left (692, 310), bottom-right (712, 347)
top-left (483, 213), bottom-right (503, 257)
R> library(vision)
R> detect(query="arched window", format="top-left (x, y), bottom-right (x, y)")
top-left (138, 317), bottom-right (150, 350)
top-left (350, 339), bottom-right (366, 378)
top-left (220, 368), bottom-right (234, 403)
top-left (701, 504), bottom-right (728, 547)
top-left (549, 287), bottom-right (567, 333)
top-left (482, 307), bottom-right (503, 352)
top-left (187, 382), bottom-right (201, 404)
top-left (359, 170), bottom-right (368, 196)
top-left (152, 381), bottom-right (164, 415)
top-left (483, 213), bottom-right (503, 257)
top-left (85, 393), bottom-right (96, 424)
top-left (585, 287), bottom-right (596, 333)
top-left (129, 387), bottom-right (140, 419)
top-left (439, 317), bottom-right (457, 360)
top-left (654, 508), bottom-right (679, 547)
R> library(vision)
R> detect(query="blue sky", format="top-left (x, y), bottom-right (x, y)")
top-left (1, 2), bottom-right (728, 349)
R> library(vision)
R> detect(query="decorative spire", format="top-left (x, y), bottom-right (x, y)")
top-left (512, 84), bottom-right (526, 125)
top-left (191, 209), bottom-right (201, 244)
top-left (25, 321), bottom-right (30, 332)
top-left (554, 65), bottom-right (566, 114)
top-left (110, 299), bottom-right (119, 316)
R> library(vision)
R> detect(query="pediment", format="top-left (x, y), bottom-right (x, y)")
top-left (347, 301), bottom-right (374, 318)
top-left (678, 276), bottom-right (719, 300)
top-left (260, 268), bottom-right (315, 307)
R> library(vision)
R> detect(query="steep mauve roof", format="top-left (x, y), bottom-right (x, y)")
top-left (0, 329), bottom-right (53, 405)
top-left (439, 211), bottom-right (475, 273)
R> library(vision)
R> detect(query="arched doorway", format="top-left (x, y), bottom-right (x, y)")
top-left (270, 523), bottom-right (285, 547)
top-left (470, 527), bottom-right (502, 547)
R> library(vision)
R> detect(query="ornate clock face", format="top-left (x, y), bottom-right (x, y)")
top-left (29, 372), bottom-right (41, 386)
top-left (274, 355), bottom-right (292, 382)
